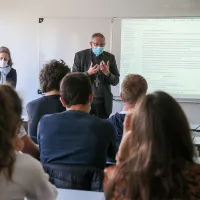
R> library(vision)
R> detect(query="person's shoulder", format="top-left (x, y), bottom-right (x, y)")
top-left (109, 112), bottom-right (125, 123)
top-left (27, 96), bottom-right (46, 109)
top-left (109, 112), bottom-right (122, 120)
top-left (76, 49), bottom-right (90, 56)
top-left (7, 68), bottom-right (16, 76)
top-left (103, 51), bottom-right (115, 58)
top-left (91, 115), bottom-right (115, 129)
top-left (40, 111), bottom-right (65, 123)
top-left (10, 68), bottom-right (16, 72)
top-left (13, 152), bottom-right (54, 192)
top-left (15, 152), bottom-right (44, 175)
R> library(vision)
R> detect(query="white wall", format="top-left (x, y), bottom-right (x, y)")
top-left (1, 0), bottom-right (200, 122)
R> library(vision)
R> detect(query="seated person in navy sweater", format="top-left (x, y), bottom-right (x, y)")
top-left (107, 74), bottom-right (148, 150)
top-left (38, 73), bottom-right (116, 169)
top-left (26, 59), bottom-right (70, 143)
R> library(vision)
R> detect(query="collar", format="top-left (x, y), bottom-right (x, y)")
top-left (120, 110), bottom-right (127, 114)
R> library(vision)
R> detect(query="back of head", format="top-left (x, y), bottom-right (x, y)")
top-left (91, 33), bottom-right (105, 40)
top-left (60, 73), bottom-right (92, 108)
top-left (121, 74), bottom-right (148, 104)
top-left (0, 46), bottom-right (13, 67)
top-left (114, 91), bottom-right (194, 200)
top-left (40, 59), bottom-right (71, 93)
top-left (0, 85), bottom-right (22, 180)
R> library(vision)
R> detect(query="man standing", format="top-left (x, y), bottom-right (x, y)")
top-left (72, 33), bottom-right (120, 119)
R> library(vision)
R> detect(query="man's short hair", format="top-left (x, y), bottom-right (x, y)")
top-left (60, 73), bottom-right (92, 107)
top-left (92, 33), bottom-right (105, 40)
top-left (40, 59), bottom-right (70, 93)
top-left (121, 74), bottom-right (148, 104)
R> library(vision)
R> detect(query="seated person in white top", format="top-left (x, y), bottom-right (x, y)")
top-left (0, 85), bottom-right (57, 200)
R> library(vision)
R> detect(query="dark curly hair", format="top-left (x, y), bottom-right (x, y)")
top-left (40, 59), bottom-right (70, 93)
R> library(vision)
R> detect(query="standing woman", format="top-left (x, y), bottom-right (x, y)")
top-left (0, 46), bottom-right (17, 88)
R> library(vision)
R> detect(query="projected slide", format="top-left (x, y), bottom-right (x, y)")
top-left (120, 19), bottom-right (200, 99)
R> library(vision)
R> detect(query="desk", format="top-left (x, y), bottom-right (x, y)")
top-left (196, 125), bottom-right (200, 132)
top-left (190, 124), bottom-right (200, 131)
top-left (25, 189), bottom-right (104, 200)
top-left (57, 189), bottom-right (105, 200)
top-left (193, 125), bottom-right (200, 145)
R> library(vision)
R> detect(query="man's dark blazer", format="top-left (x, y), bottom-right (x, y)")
top-left (72, 49), bottom-right (120, 115)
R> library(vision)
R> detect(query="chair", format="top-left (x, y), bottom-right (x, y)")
top-left (43, 163), bottom-right (104, 192)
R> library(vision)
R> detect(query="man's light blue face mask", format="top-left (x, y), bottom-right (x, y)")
top-left (92, 47), bottom-right (104, 57)
top-left (91, 37), bottom-right (106, 56)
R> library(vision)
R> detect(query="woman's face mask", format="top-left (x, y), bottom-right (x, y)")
top-left (0, 60), bottom-right (8, 68)
top-left (0, 52), bottom-right (9, 68)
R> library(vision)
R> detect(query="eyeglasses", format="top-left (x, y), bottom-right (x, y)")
top-left (91, 42), bottom-right (106, 47)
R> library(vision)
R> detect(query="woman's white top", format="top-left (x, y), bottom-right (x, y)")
top-left (0, 152), bottom-right (57, 200)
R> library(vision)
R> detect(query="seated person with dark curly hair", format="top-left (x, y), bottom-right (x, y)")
top-left (26, 60), bottom-right (70, 144)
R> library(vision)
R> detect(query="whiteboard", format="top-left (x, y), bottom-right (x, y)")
top-left (111, 17), bottom-right (200, 102)
top-left (39, 17), bottom-right (112, 71)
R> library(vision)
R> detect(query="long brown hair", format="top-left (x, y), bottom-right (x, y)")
top-left (106, 91), bottom-right (194, 200)
top-left (0, 85), bottom-right (22, 180)
top-left (0, 46), bottom-right (13, 67)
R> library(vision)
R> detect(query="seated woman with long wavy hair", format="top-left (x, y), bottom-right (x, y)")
top-left (104, 91), bottom-right (200, 200)
top-left (0, 85), bottom-right (57, 200)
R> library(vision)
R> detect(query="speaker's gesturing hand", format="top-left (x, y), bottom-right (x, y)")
top-left (100, 61), bottom-right (110, 76)
top-left (87, 62), bottom-right (99, 76)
